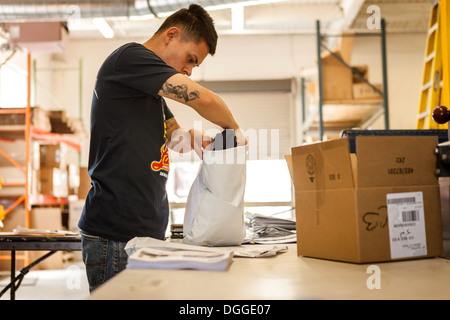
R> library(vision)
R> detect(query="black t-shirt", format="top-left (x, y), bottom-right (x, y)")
top-left (78, 42), bottom-right (179, 242)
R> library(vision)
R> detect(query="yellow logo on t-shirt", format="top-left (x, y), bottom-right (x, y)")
top-left (151, 143), bottom-right (169, 174)
top-left (151, 121), bottom-right (169, 177)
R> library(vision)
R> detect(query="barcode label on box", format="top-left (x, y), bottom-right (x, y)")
top-left (386, 192), bottom-right (427, 259)
top-left (402, 210), bottom-right (419, 222)
top-left (387, 197), bottom-right (416, 205)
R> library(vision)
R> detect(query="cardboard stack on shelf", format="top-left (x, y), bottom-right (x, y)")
top-left (309, 33), bottom-right (383, 102)
top-left (0, 107), bottom-right (87, 199)
top-left (0, 106), bottom-right (51, 132)
top-left (47, 110), bottom-right (87, 137)
top-left (351, 66), bottom-right (383, 100)
top-left (0, 107), bottom-right (49, 198)
top-left (0, 107), bottom-right (88, 270)
top-left (37, 143), bottom-right (69, 197)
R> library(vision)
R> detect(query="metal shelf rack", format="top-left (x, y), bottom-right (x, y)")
top-left (302, 19), bottom-right (390, 141)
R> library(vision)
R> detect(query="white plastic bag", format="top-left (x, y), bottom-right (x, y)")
top-left (183, 145), bottom-right (247, 246)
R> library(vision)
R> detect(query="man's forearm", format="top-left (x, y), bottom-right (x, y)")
top-left (192, 92), bottom-right (239, 130)
top-left (159, 74), bottom-right (239, 130)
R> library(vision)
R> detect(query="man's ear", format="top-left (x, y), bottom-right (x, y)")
top-left (165, 27), bottom-right (180, 44)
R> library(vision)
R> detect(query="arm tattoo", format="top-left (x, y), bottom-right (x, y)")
top-left (162, 81), bottom-right (200, 103)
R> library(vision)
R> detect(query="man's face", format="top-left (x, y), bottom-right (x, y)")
top-left (164, 33), bottom-right (210, 76)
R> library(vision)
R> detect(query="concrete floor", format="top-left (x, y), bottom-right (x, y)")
top-left (0, 261), bottom-right (90, 300)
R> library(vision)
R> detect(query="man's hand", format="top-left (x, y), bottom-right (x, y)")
top-left (167, 119), bottom-right (247, 160)
top-left (189, 128), bottom-right (212, 159)
top-left (167, 125), bottom-right (212, 159)
top-left (234, 128), bottom-right (247, 147)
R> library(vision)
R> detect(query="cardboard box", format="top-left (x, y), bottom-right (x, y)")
top-left (39, 144), bottom-right (65, 168)
top-left (321, 51), bottom-right (354, 101)
top-left (439, 178), bottom-right (450, 258)
top-left (39, 167), bottom-right (68, 197)
top-left (47, 110), bottom-right (67, 123)
top-left (351, 65), bottom-right (368, 84)
top-left (286, 136), bottom-right (443, 263)
top-left (78, 167), bottom-right (91, 199)
top-left (0, 107), bottom-right (51, 131)
top-left (317, 32), bottom-right (354, 101)
top-left (353, 82), bottom-right (383, 100)
top-left (338, 32), bottom-right (354, 64)
top-left (29, 207), bottom-right (63, 270)
top-left (67, 164), bottom-right (80, 195)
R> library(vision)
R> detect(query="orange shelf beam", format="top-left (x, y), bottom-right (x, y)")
top-left (30, 126), bottom-right (81, 152)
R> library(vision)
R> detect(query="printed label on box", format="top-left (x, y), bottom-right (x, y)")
top-left (387, 191), bottom-right (427, 259)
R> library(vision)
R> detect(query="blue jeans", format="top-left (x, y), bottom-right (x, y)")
top-left (80, 231), bottom-right (128, 292)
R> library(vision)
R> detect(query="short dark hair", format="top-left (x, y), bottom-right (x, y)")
top-left (155, 4), bottom-right (218, 55)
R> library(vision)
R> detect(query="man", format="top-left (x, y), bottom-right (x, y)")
top-left (78, 4), bottom-right (244, 291)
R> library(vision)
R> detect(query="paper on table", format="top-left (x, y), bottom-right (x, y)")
top-left (245, 213), bottom-right (297, 244)
top-left (232, 245), bottom-right (288, 258)
top-left (11, 225), bottom-right (79, 236)
top-left (125, 237), bottom-right (234, 271)
top-left (125, 237), bottom-right (288, 262)
top-left (127, 247), bottom-right (233, 271)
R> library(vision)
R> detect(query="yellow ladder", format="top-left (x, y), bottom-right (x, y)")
top-left (417, 0), bottom-right (450, 129)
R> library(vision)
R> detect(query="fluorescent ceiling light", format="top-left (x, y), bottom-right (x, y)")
top-left (93, 18), bottom-right (114, 38)
top-left (205, 0), bottom-right (287, 11)
top-left (131, 0), bottom-right (287, 19)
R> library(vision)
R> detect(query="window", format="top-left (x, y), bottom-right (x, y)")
top-left (167, 158), bottom-right (292, 205)
top-left (244, 159), bottom-right (292, 203)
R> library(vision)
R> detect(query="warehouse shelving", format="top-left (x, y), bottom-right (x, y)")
top-left (0, 54), bottom-right (82, 267)
top-left (302, 19), bottom-right (389, 141)
top-left (0, 54), bottom-right (81, 228)
top-left (0, 54), bottom-right (32, 269)
top-left (0, 55), bottom-right (32, 228)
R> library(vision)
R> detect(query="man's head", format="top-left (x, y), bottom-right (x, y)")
top-left (154, 4), bottom-right (218, 55)
top-left (148, 4), bottom-right (218, 76)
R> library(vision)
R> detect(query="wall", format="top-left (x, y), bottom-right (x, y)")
top-left (0, 51), bottom-right (54, 110)
top-left (351, 32), bottom-right (427, 130)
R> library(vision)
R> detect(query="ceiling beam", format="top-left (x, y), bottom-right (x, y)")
top-left (325, 0), bottom-right (365, 49)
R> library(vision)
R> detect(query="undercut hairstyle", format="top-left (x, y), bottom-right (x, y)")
top-left (154, 4), bottom-right (218, 55)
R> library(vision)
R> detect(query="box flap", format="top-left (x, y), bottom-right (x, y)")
top-left (356, 136), bottom-right (438, 188)
top-left (290, 138), bottom-right (354, 191)
top-left (284, 155), bottom-right (294, 181)
top-left (338, 31), bottom-right (354, 64)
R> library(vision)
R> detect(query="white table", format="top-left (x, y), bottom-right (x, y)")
top-left (89, 244), bottom-right (450, 300)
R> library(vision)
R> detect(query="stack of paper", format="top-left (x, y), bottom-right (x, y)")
top-left (246, 213), bottom-right (297, 244)
top-left (126, 237), bottom-right (233, 271)
top-left (9, 226), bottom-right (79, 237)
